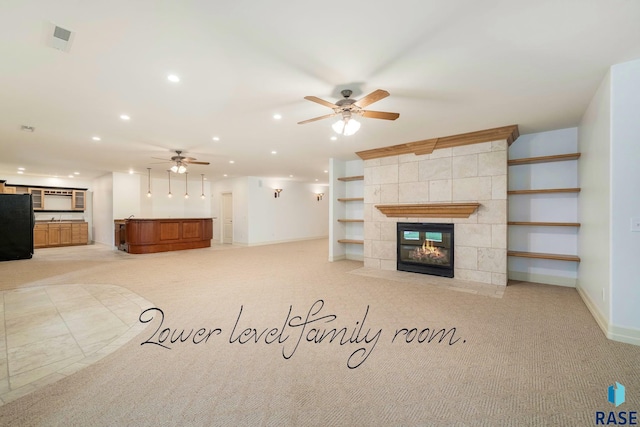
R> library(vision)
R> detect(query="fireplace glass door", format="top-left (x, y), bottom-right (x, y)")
top-left (397, 223), bottom-right (454, 278)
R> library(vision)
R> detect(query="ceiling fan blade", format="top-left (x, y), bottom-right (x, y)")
top-left (185, 161), bottom-right (210, 165)
top-left (151, 156), bottom-right (172, 161)
top-left (360, 110), bottom-right (400, 120)
top-left (304, 96), bottom-right (339, 109)
top-left (298, 113), bottom-right (338, 124)
top-left (354, 89), bottom-right (390, 108)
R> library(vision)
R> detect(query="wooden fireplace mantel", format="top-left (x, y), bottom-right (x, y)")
top-left (375, 203), bottom-right (480, 218)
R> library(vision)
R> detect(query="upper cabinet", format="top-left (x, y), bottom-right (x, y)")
top-left (28, 188), bottom-right (45, 210)
top-left (72, 190), bottom-right (85, 211)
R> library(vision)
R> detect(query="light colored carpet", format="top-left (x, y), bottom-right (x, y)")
top-left (0, 239), bottom-right (638, 426)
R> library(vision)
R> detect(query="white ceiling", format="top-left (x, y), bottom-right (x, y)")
top-left (1, 0), bottom-right (639, 183)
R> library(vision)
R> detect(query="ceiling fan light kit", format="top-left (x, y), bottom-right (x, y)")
top-left (299, 89), bottom-right (399, 135)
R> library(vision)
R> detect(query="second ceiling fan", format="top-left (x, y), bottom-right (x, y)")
top-left (298, 89), bottom-right (399, 135)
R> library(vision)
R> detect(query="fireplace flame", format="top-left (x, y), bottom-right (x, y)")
top-left (409, 239), bottom-right (446, 262)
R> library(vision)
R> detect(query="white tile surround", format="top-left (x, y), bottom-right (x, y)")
top-left (363, 140), bottom-right (508, 286)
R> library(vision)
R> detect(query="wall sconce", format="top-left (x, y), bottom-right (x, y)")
top-left (274, 189), bottom-right (283, 198)
top-left (316, 193), bottom-right (324, 201)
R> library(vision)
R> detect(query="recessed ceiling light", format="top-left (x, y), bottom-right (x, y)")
top-left (120, 114), bottom-right (130, 121)
top-left (212, 136), bottom-right (220, 141)
top-left (17, 171), bottom-right (24, 174)
top-left (324, 170), bottom-right (328, 173)
top-left (271, 150), bottom-right (277, 155)
top-left (129, 169), bottom-right (134, 174)
top-left (315, 179), bottom-right (318, 182)
top-left (167, 74), bottom-right (180, 83)
top-left (74, 172), bottom-right (80, 175)
top-left (273, 114), bottom-right (282, 120)
top-left (68, 175), bottom-right (74, 178)
top-left (18, 167), bottom-right (25, 171)
top-left (289, 174), bottom-right (293, 178)
top-left (330, 136), bottom-right (337, 141)
top-left (223, 174), bottom-right (228, 177)
top-left (92, 136), bottom-right (101, 141)
top-left (229, 160), bottom-right (234, 164)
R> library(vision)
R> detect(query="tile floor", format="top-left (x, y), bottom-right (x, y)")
top-left (0, 284), bottom-right (152, 405)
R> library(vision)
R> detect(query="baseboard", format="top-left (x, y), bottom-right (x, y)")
top-left (346, 254), bottom-right (364, 261)
top-left (576, 286), bottom-right (640, 346)
top-left (329, 255), bottom-right (346, 262)
top-left (247, 235), bottom-right (328, 247)
top-left (508, 271), bottom-right (576, 287)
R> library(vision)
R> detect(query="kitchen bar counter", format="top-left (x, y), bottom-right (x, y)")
top-left (114, 218), bottom-right (213, 254)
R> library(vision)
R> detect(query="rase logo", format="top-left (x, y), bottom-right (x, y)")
top-left (596, 382), bottom-right (637, 425)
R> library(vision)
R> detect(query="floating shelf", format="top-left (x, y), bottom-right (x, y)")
top-left (508, 251), bottom-right (580, 262)
top-left (337, 219), bottom-right (364, 223)
top-left (508, 153), bottom-right (581, 166)
top-left (508, 222), bottom-right (581, 227)
top-left (337, 197), bottom-right (364, 202)
top-left (508, 188), bottom-right (581, 195)
top-left (337, 176), bottom-right (364, 182)
top-left (338, 239), bottom-right (364, 245)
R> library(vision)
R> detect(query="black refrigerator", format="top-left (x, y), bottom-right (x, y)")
top-left (0, 193), bottom-right (35, 261)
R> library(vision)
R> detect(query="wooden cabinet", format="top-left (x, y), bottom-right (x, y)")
top-left (72, 190), bottom-right (85, 210)
top-left (34, 224), bottom-right (48, 248)
top-left (48, 224), bottom-right (61, 245)
top-left (71, 222), bottom-right (88, 244)
top-left (33, 222), bottom-right (89, 248)
top-left (29, 188), bottom-right (45, 210)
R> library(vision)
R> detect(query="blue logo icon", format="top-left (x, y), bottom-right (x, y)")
top-left (608, 382), bottom-right (626, 407)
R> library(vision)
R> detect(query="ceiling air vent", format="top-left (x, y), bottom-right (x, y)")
top-left (46, 23), bottom-right (74, 52)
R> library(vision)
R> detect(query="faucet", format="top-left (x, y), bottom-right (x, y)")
top-left (127, 215), bottom-right (135, 219)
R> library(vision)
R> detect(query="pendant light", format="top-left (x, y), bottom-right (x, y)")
top-left (184, 172), bottom-right (189, 199)
top-left (146, 168), bottom-right (152, 197)
top-left (200, 174), bottom-right (205, 199)
top-left (167, 170), bottom-right (172, 198)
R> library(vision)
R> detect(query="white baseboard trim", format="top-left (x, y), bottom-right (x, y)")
top-left (508, 271), bottom-right (576, 287)
top-left (245, 236), bottom-right (328, 247)
top-left (576, 286), bottom-right (640, 346)
top-left (329, 255), bottom-right (346, 262)
top-left (346, 254), bottom-right (364, 262)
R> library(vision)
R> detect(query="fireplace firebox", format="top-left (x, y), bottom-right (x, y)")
top-left (397, 223), bottom-right (454, 278)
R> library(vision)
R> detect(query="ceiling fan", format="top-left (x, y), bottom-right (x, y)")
top-left (298, 89), bottom-right (399, 135)
top-left (152, 150), bottom-right (210, 173)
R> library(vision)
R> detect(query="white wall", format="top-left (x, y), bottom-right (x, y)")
top-left (92, 173), bottom-right (114, 246)
top-left (609, 59), bottom-right (640, 335)
top-left (508, 128), bottom-right (579, 286)
top-left (577, 71), bottom-right (611, 327)
top-left (113, 172), bottom-right (141, 220)
top-left (247, 177), bottom-right (329, 245)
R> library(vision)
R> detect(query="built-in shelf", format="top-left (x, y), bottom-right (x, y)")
top-left (508, 222), bottom-right (581, 227)
top-left (337, 239), bottom-right (364, 245)
top-left (508, 153), bottom-right (581, 166)
top-left (337, 176), bottom-right (364, 182)
top-left (337, 197), bottom-right (364, 202)
top-left (337, 219), bottom-right (364, 223)
top-left (508, 251), bottom-right (580, 262)
top-left (507, 188), bottom-right (581, 195)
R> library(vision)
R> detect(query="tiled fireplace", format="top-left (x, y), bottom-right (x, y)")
top-left (359, 131), bottom-right (512, 286)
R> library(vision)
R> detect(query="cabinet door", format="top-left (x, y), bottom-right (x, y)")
top-left (72, 190), bottom-right (85, 211)
top-left (79, 222), bottom-right (88, 243)
top-left (60, 224), bottom-right (72, 245)
top-left (28, 188), bottom-right (45, 210)
top-left (34, 225), bottom-right (48, 248)
top-left (48, 224), bottom-right (61, 246)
